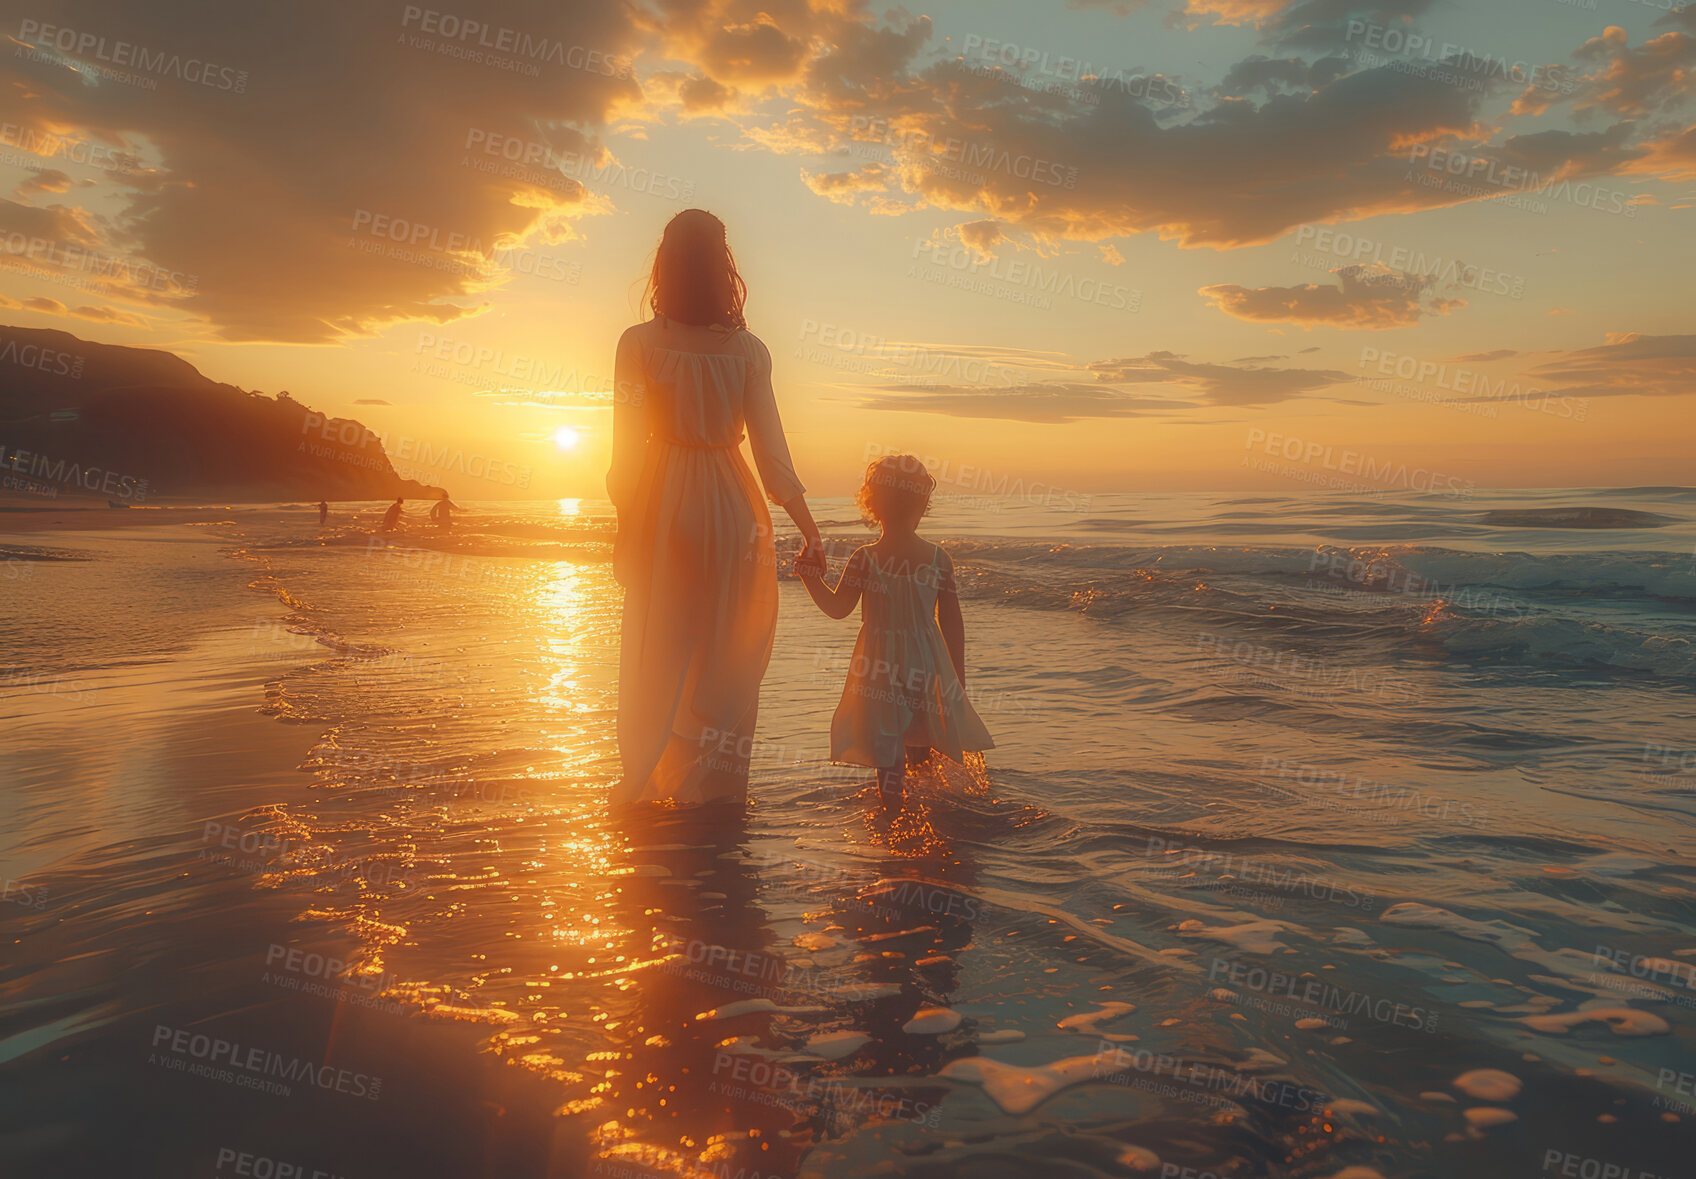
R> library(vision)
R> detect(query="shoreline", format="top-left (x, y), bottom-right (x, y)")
top-left (0, 505), bottom-right (255, 534)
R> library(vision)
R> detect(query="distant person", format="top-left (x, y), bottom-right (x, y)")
top-left (317, 500), bottom-right (328, 525)
top-left (381, 496), bottom-right (403, 532)
top-left (796, 453), bottom-right (992, 809)
top-left (429, 490), bottom-right (460, 531)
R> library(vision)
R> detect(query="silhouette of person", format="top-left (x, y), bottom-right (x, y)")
top-left (429, 490), bottom-right (459, 531)
top-left (317, 500), bottom-right (328, 525)
top-left (381, 496), bottom-right (403, 532)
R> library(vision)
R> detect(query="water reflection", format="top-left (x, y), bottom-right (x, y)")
top-left (564, 763), bottom-right (994, 1178)
top-left (590, 803), bottom-right (807, 1179)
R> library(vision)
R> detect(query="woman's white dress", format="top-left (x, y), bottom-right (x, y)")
top-left (607, 319), bottom-right (805, 807)
top-left (830, 545), bottom-right (994, 769)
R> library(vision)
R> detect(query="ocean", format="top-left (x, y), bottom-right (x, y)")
top-left (3, 485), bottom-right (1695, 1179)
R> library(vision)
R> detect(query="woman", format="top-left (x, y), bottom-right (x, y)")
top-left (608, 209), bottom-right (822, 807)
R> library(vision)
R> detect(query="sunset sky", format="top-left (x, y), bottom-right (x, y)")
top-left (2, 0), bottom-right (1693, 498)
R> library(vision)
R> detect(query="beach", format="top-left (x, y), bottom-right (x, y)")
top-left (3, 487), bottom-right (1695, 1178)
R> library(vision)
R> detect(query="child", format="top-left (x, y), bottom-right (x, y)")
top-left (796, 454), bottom-right (993, 806)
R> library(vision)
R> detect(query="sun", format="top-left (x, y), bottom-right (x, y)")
top-left (552, 426), bottom-right (581, 451)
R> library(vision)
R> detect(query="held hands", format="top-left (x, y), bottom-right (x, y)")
top-left (794, 536), bottom-right (827, 579)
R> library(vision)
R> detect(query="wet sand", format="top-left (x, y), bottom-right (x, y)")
top-left (0, 497), bottom-right (288, 534)
top-left (0, 597), bottom-right (572, 1177)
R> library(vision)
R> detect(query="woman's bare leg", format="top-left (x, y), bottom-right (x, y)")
top-left (875, 761), bottom-right (905, 807)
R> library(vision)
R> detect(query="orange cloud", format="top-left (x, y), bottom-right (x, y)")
top-left (0, 293), bottom-right (146, 325)
top-left (1199, 264), bottom-right (1466, 329)
top-left (1087, 351), bottom-right (1355, 405)
top-left (1527, 333), bottom-right (1696, 399)
top-left (1, 0), bottom-right (644, 342)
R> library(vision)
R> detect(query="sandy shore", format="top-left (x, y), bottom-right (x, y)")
top-left (0, 496), bottom-right (312, 534)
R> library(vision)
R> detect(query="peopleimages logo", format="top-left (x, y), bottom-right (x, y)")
top-left (854, 117), bottom-right (1080, 187)
top-left (956, 34), bottom-right (1188, 108)
top-left (911, 239), bottom-right (1139, 311)
top-left (1244, 428), bottom-right (1476, 497)
top-left (150, 1024), bottom-right (383, 1100)
top-left (348, 210), bottom-right (578, 283)
top-left (1358, 347), bottom-right (1588, 420)
top-left (1293, 226), bottom-right (1525, 299)
top-left (1207, 959), bottom-right (1438, 1032)
top-left (16, 19), bottom-right (249, 91)
top-left (214, 1147), bottom-right (346, 1179)
top-left (0, 122), bottom-right (139, 173)
top-left (1091, 1042), bottom-right (1328, 1112)
top-left (462, 129), bottom-right (694, 202)
top-left (1147, 834), bottom-right (1380, 910)
top-left (0, 335), bottom-right (84, 377)
top-left (398, 7), bottom-right (632, 77)
top-left (1344, 20), bottom-right (1575, 93)
top-left (0, 444), bottom-right (149, 500)
top-left (1260, 754), bottom-right (1487, 827)
top-left (1406, 145), bottom-right (1639, 218)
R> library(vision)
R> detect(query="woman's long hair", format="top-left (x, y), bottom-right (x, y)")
top-left (644, 209), bottom-right (747, 330)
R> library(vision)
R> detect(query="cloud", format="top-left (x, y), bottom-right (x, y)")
top-left (66, 304), bottom-right (147, 325)
top-left (857, 382), bottom-right (1184, 423)
top-left (726, 6), bottom-right (1696, 251)
top-left (802, 163), bottom-right (895, 203)
top-left (1487, 123), bottom-right (1649, 182)
top-left (1, 0), bottom-right (644, 342)
top-left (957, 219), bottom-right (1009, 256)
top-left (0, 198), bottom-right (100, 246)
top-left (846, 344), bottom-right (1353, 413)
top-left (1183, 0), bottom-right (1438, 50)
top-left (692, 14), bottom-right (812, 87)
top-left (1217, 54), bottom-right (1349, 95)
top-left (1, 295), bottom-right (65, 314)
top-left (1180, 0), bottom-right (1294, 30)
top-left (6, 0), bottom-right (1684, 348)
top-left (1452, 349), bottom-right (1517, 362)
top-left (1624, 121), bottom-right (1696, 182)
top-left (1067, 0), bottom-right (1148, 13)
top-left (15, 168), bottom-right (91, 198)
top-left (680, 74), bottom-right (737, 111)
top-left (0, 292), bottom-right (145, 325)
top-left (644, 70), bottom-right (740, 113)
top-left (1087, 350), bottom-right (1354, 405)
top-left (353, 398), bottom-right (392, 405)
top-left (1658, 7), bottom-right (1696, 33)
top-left (1526, 333), bottom-right (1696, 399)
top-left (1199, 263), bottom-right (1465, 329)
top-left (761, 23), bottom-right (1501, 248)
top-left (1536, 24), bottom-right (1696, 119)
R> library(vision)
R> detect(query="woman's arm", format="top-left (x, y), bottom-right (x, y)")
top-left (782, 494), bottom-right (823, 560)
top-left (935, 547), bottom-right (967, 683)
top-left (606, 326), bottom-right (648, 509)
top-left (798, 546), bottom-right (867, 620)
top-left (741, 334), bottom-right (821, 557)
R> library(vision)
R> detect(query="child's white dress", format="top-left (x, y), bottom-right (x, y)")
top-left (830, 545), bottom-right (995, 769)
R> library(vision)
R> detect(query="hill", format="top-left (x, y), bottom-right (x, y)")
top-left (0, 325), bottom-right (438, 502)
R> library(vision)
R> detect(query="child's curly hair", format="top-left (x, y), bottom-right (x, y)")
top-left (856, 453), bottom-right (935, 527)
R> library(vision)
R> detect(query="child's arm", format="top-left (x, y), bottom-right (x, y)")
top-left (935, 547), bottom-right (967, 683)
top-left (797, 545), bottom-right (868, 620)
